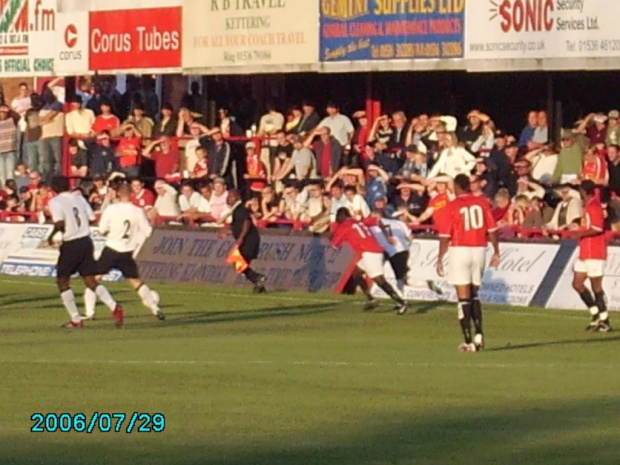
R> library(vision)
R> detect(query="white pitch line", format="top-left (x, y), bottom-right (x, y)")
top-left (0, 359), bottom-right (617, 370)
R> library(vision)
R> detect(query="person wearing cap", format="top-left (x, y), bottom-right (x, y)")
top-left (89, 131), bottom-right (117, 177)
top-left (151, 179), bottom-right (180, 221)
top-left (121, 103), bottom-right (153, 139)
top-left (365, 162), bottom-right (389, 208)
top-left (605, 110), bottom-right (620, 146)
top-left (0, 103), bottom-right (17, 187)
top-left (459, 110), bottom-right (484, 153)
top-left (65, 95), bottom-right (95, 139)
top-left (552, 129), bottom-right (584, 184)
top-left (546, 184), bottom-right (582, 230)
top-left (243, 141), bottom-right (267, 195)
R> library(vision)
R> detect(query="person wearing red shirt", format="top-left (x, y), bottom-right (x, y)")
top-left (130, 179), bottom-right (155, 209)
top-left (411, 176), bottom-right (453, 232)
top-left (116, 124), bottom-right (142, 178)
top-left (580, 148), bottom-right (608, 185)
top-left (437, 174), bottom-right (500, 353)
top-left (243, 141), bottom-right (266, 195)
top-left (331, 207), bottom-right (407, 314)
top-left (569, 180), bottom-right (611, 332)
top-left (191, 146), bottom-right (209, 180)
top-left (92, 99), bottom-right (120, 135)
top-left (142, 136), bottom-right (180, 179)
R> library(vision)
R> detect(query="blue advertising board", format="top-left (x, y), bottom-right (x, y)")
top-left (320, 0), bottom-right (465, 61)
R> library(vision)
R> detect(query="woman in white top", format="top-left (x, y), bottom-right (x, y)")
top-left (427, 133), bottom-right (476, 179)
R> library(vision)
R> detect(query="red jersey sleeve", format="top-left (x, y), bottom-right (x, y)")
top-left (482, 201), bottom-right (498, 232)
top-left (437, 201), bottom-right (455, 237)
top-left (586, 202), bottom-right (604, 231)
top-left (331, 223), bottom-right (347, 248)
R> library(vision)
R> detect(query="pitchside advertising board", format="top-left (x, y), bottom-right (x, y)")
top-left (466, 0), bottom-right (620, 61)
top-left (320, 0), bottom-right (465, 62)
top-left (0, 224), bottom-right (122, 281)
top-left (0, 0), bottom-right (57, 76)
top-left (182, 0), bottom-right (319, 72)
top-left (372, 239), bottom-right (561, 306)
top-left (546, 247), bottom-right (620, 311)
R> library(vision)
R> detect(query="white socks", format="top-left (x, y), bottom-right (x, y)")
top-left (137, 284), bottom-right (160, 314)
top-left (60, 289), bottom-right (80, 322)
top-left (84, 288), bottom-right (97, 317)
top-left (95, 285), bottom-right (117, 311)
top-left (396, 279), bottom-right (405, 298)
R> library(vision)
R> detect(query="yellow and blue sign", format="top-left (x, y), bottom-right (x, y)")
top-left (320, 0), bottom-right (465, 61)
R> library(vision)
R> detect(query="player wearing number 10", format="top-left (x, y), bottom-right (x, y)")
top-left (48, 176), bottom-right (123, 329)
top-left (83, 183), bottom-right (164, 321)
top-left (436, 174), bottom-right (500, 353)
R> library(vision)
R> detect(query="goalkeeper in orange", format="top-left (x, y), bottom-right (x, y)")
top-left (219, 189), bottom-right (267, 293)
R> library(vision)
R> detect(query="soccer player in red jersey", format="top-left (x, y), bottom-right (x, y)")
top-left (436, 174), bottom-right (500, 352)
top-left (332, 208), bottom-right (407, 314)
top-left (569, 180), bottom-right (611, 332)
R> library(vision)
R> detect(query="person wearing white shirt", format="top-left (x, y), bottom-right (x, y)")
top-left (153, 180), bottom-right (180, 218)
top-left (179, 181), bottom-right (202, 212)
top-left (257, 103), bottom-right (285, 137)
top-left (47, 176), bottom-right (120, 329)
top-left (344, 185), bottom-right (370, 220)
top-left (318, 102), bottom-right (354, 147)
top-left (329, 181), bottom-right (348, 222)
top-left (11, 82), bottom-right (31, 159)
top-left (83, 183), bottom-right (164, 321)
top-left (65, 95), bottom-right (95, 138)
top-left (428, 133), bottom-right (476, 179)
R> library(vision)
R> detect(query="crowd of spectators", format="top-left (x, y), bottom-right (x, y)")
top-left (1, 76), bottom-right (620, 237)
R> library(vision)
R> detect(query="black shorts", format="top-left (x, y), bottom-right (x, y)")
top-left (389, 251), bottom-right (409, 281)
top-left (97, 246), bottom-right (140, 279)
top-left (57, 236), bottom-right (98, 278)
top-left (239, 236), bottom-right (260, 263)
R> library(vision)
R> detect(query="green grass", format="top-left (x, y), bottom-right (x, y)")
top-left (0, 276), bottom-right (619, 465)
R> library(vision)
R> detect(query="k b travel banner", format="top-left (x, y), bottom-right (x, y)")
top-left (182, 0), bottom-right (319, 71)
top-left (466, 0), bottom-right (620, 60)
top-left (320, 0), bottom-right (465, 61)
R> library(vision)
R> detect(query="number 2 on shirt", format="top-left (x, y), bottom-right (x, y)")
top-left (459, 205), bottom-right (484, 231)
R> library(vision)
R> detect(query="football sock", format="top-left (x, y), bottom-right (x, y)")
top-left (84, 288), bottom-right (97, 317)
top-left (395, 279), bottom-right (405, 297)
top-left (579, 289), bottom-right (596, 312)
top-left (471, 295), bottom-right (483, 337)
top-left (243, 268), bottom-right (261, 285)
top-left (458, 299), bottom-right (473, 344)
top-left (60, 289), bottom-right (80, 322)
top-left (95, 285), bottom-right (117, 311)
top-left (375, 277), bottom-right (404, 304)
top-left (595, 291), bottom-right (609, 322)
top-left (358, 276), bottom-right (374, 301)
top-left (137, 284), bottom-right (160, 314)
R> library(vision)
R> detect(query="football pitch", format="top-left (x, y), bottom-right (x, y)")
top-left (1, 277), bottom-right (619, 465)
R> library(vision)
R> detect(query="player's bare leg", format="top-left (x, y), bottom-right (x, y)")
top-left (455, 284), bottom-right (476, 352)
top-left (588, 276), bottom-right (611, 332)
top-left (352, 267), bottom-right (379, 311)
top-left (470, 285), bottom-right (484, 350)
top-left (57, 276), bottom-right (83, 329)
top-left (573, 272), bottom-right (603, 331)
top-left (83, 276), bottom-right (123, 328)
top-left (128, 279), bottom-right (164, 321)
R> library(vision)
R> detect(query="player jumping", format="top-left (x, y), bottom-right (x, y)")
top-left (436, 174), bottom-right (500, 352)
top-left (47, 176), bottom-right (123, 329)
top-left (332, 207), bottom-right (407, 314)
top-left (569, 180), bottom-right (611, 332)
top-left (82, 183), bottom-right (164, 321)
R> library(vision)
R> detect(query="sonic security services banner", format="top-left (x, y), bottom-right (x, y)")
top-left (546, 245), bottom-right (620, 311)
top-left (320, 0), bottom-right (464, 62)
top-left (182, 0), bottom-right (319, 70)
top-left (372, 238), bottom-right (560, 306)
top-left (466, 0), bottom-right (620, 60)
top-left (0, 0), bottom-right (57, 76)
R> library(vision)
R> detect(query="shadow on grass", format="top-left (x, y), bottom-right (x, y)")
top-left (489, 333), bottom-right (620, 352)
top-left (162, 302), bottom-right (339, 327)
top-left (4, 398), bottom-right (619, 465)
